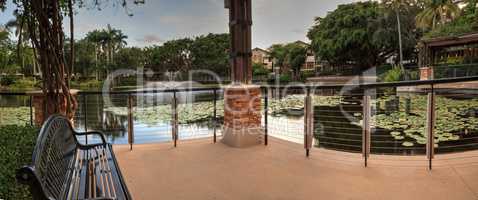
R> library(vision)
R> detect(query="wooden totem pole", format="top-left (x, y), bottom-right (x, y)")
top-left (223, 0), bottom-right (263, 147)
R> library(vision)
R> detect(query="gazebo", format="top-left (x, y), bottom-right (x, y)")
top-left (419, 32), bottom-right (478, 80)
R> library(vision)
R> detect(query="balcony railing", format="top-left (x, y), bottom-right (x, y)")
top-left (1, 76), bottom-right (478, 170)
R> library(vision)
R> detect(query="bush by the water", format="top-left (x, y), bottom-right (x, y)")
top-left (382, 67), bottom-right (404, 82)
top-left (0, 75), bottom-right (17, 86)
top-left (0, 125), bottom-right (39, 200)
top-left (71, 79), bottom-right (104, 89)
top-left (8, 78), bottom-right (39, 91)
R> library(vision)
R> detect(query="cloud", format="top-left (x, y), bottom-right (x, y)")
top-left (136, 34), bottom-right (164, 45)
top-left (38, 0), bottom-right (360, 48)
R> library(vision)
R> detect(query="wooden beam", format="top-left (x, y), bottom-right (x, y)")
top-left (226, 0), bottom-right (252, 84)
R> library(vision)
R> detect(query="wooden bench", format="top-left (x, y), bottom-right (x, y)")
top-left (16, 115), bottom-right (132, 200)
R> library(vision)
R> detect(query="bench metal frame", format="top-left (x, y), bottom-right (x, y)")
top-left (16, 115), bottom-right (132, 200)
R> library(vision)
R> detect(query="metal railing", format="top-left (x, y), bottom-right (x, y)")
top-left (1, 76), bottom-right (478, 170)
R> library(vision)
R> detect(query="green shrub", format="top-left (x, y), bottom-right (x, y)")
top-left (0, 75), bottom-right (17, 86)
top-left (266, 73), bottom-right (292, 83)
top-left (300, 71), bottom-right (316, 82)
top-left (382, 67), bottom-right (404, 82)
top-left (71, 79), bottom-right (104, 90)
top-left (8, 78), bottom-right (39, 91)
top-left (279, 74), bottom-right (292, 83)
top-left (0, 125), bottom-right (39, 200)
top-left (252, 63), bottom-right (270, 76)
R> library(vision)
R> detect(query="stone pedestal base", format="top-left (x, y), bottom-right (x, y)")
top-left (28, 90), bottom-right (79, 126)
top-left (222, 85), bottom-right (263, 148)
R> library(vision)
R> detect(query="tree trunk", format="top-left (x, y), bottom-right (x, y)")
top-left (95, 45), bottom-right (99, 81)
top-left (25, 0), bottom-right (77, 122)
top-left (396, 10), bottom-right (408, 80)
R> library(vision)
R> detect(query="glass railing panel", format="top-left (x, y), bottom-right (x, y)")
top-left (370, 88), bottom-right (427, 155)
top-left (434, 63), bottom-right (478, 79)
top-left (313, 88), bottom-right (363, 153)
top-left (265, 87), bottom-right (305, 144)
top-left (176, 89), bottom-right (223, 141)
top-left (77, 93), bottom-right (130, 144)
top-left (434, 88), bottom-right (478, 154)
top-left (130, 92), bottom-right (174, 144)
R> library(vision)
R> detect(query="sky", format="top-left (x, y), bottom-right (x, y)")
top-left (0, 0), bottom-right (357, 49)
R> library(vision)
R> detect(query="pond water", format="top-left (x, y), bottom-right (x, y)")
top-left (1, 89), bottom-right (478, 155)
top-left (71, 91), bottom-right (306, 145)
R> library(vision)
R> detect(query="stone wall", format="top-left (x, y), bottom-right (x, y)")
top-left (222, 85), bottom-right (263, 147)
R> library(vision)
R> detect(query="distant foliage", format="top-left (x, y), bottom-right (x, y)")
top-left (252, 63), bottom-right (270, 76)
top-left (268, 42), bottom-right (308, 81)
top-left (425, 0), bottom-right (478, 38)
top-left (0, 75), bottom-right (16, 86)
top-left (382, 66), bottom-right (404, 82)
top-left (0, 125), bottom-right (39, 200)
top-left (308, 2), bottom-right (420, 71)
top-left (146, 33), bottom-right (231, 77)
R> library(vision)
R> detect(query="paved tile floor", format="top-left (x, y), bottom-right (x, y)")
top-left (114, 138), bottom-right (478, 200)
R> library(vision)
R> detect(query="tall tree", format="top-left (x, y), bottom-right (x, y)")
top-left (268, 44), bottom-right (288, 73)
top-left (0, 0), bottom-right (143, 121)
top-left (308, 1), bottom-right (419, 71)
top-left (285, 44), bottom-right (307, 81)
top-left (190, 33), bottom-right (230, 77)
top-left (85, 25), bottom-right (129, 79)
top-left (383, 0), bottom-right (411, 78)
top-left (416, 0), bottom-right (460, 30)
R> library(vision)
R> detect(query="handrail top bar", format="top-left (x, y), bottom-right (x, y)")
top-left (1, 76), bottom-right (478, 96)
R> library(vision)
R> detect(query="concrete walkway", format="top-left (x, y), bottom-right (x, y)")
top-left (113, 138), bottom-right (478, 200)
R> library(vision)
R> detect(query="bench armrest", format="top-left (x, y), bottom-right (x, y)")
top-left (75, 131), bottom-right (108, 146)
top-left (16, 166), bottom-right (36, 184)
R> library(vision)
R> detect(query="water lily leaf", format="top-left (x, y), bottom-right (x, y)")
top-left (402, 142), bottom-right (414, 147)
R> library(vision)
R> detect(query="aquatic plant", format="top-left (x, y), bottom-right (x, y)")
top-left (0, 107), bottom-right (31, 127)
top-left (370, 95), bottom-right (478, 147)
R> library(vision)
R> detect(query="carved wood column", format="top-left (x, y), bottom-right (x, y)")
top-left (226, 0), bottom-right (252, 84)
top-left (223, 0), bottom-right (263, 148)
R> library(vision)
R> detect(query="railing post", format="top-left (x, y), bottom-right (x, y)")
top-left (264, 87), bottom-right (269, 146)
top-left (213, 89), bottom-right (217, 143)
top-left (426, 85), bottom-right (436, 170)
top-left (304, 88), bottom-right (313, 157)
top-left (83, 94), bottom-right (88, 145)
top-left (29, 95), bottom-right (33, 126)
top-left (128, 94), bottom-right (134, 151)
top-left (172, 91), bottom-right (178, 147)
top-left (362, 91), bottom-right (371, 167)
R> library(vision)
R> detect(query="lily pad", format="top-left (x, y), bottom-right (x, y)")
top-left (390, 131), bottom-right (401, 137)
top-left (402, 142), bottom-right (414, 147)
top-left (394, 136), bottom-right (405, 140)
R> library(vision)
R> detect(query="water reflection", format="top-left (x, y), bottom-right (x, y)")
top-left (73, 92), bottom-right (223, 144)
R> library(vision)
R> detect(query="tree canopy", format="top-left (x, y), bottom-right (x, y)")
top-left (146, 33), bottom-right (230, 77)
top-left (424, 0), bottom-right (478, 38)
top-left (268, 42), bottom-right (308, 80)
top-left (285, 44), bottom-right (307, 80)
top-left (307, 1), bottom-right (420, 70)
top-left (0, 0), bottom-right (144, 119)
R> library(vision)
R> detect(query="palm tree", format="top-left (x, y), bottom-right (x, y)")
top-left (416, 0), bottom-right (460, 30)
top-left (4, 14), bottom-right (42, 79)
top-left (86, 30), bottom-right (105, 80)
top-left (111, 30), bottom-right (128, 63)
top-left (383, 0), bottom-right (411, 79)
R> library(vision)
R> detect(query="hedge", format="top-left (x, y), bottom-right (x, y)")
top-left (0, 125), bottom-right (39, 200)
